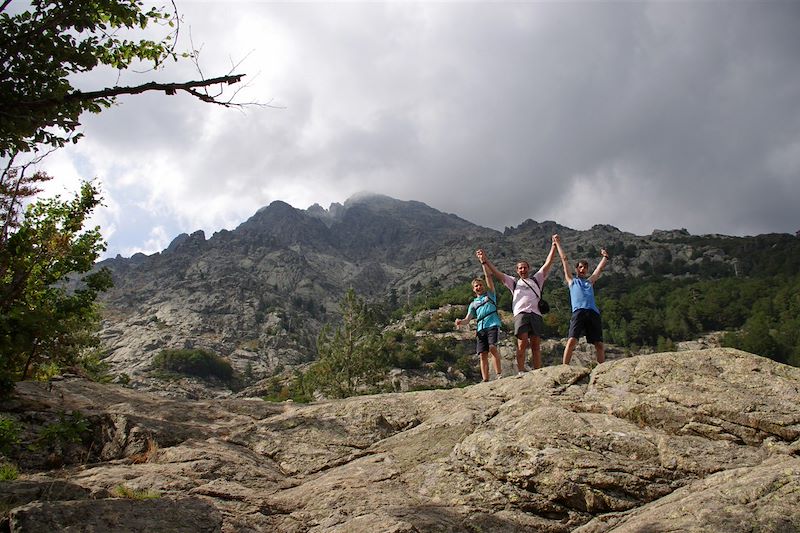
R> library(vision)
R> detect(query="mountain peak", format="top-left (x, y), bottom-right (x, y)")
top-left (343, 190), bottom-right (386, 206)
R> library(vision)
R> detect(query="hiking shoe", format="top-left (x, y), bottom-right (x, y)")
top-left (516, 371), bottom-right (525, 378)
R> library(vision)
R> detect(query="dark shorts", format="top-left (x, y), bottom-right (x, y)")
top-left (476, 326), bottom-right (500, 354)
top-left (513, 312), bottom-right (544, 338)
top-left (568, 309), bottom-right (603, 344)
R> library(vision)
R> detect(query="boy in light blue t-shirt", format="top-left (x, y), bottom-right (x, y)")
top-left (455, 252), bottom-right (502, 381)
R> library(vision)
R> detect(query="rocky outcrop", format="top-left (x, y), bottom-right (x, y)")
top-left (2, 348), bottom-right (799, 531)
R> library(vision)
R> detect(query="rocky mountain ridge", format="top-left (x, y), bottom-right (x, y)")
top-left (94, 193), bottom-right (769, 391)
top-left (2, 349), bottom-right (799, 531)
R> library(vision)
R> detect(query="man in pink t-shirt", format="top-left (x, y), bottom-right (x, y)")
top-left (478, 241), bottom-right (557, 373)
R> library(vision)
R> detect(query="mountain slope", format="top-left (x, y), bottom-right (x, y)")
top-left (94, 193), bottom-right (787, 390)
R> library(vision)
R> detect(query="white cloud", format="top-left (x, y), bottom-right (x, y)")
top-left (20, 0), bottom-right (800, 257)
top-left (121, 225), bottom-right (171, 257)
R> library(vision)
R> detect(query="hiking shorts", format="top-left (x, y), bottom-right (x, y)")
top-left (513, 312), bottom-right (543, 338)
top-left (568, 309), bottom-right (603, 344)
top-left (476, 326), bottom-right (500, 354)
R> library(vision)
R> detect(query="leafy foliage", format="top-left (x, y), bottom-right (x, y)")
top-left (660, 233), bottom-right (800, 278)
top-left (0, 0), bottom-right (179, 155)
top-left (76, 350), bottom-right (114, 383)
top-left (0, 416), bottom-right (21, 456)
top-left (596, 273), bottom-right (800, 365)
top-left (0, 1), bottom-right (248, 396)
top-left (36, 410), bottom-right (91, 449)
top-left (261, 371), bottom-right (312, 403)
top-left (304, 288), bottom-right (387, 398)
top-left (0, 181), bottom-right (112, 388)
top-left (152, 349), bottom-right (234, 382)
top-left (380, 326), bottom-right (475, 381)
top-left (0, 462), bottom-right (18, 481)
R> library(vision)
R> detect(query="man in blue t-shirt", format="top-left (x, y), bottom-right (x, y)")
top-left (455, 252), bottom-right (503, 381)
top-left (553, 234), bottom-right (610, 365)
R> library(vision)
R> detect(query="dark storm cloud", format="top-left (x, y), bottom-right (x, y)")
top-left (34, 1), bottom-right (800, 256)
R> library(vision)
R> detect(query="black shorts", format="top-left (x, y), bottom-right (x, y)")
top-left (568, 309), bottom-right (603, 344)
top-left (513, 312), bottom-right (543, 338)
top-left (476, 326), bottom-right (500, 354)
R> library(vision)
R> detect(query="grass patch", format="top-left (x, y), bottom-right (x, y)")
top-left (0, 462), bottom-right (18, 481)
top-left (112, 485), bottom-right (161, 500)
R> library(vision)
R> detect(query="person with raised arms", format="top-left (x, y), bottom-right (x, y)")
top-left (478, 243), bottom-right (557, 374)
top-left (455, 251), bottom-right (503, 381)
top-left (553, 233), bottom-right (610, 365)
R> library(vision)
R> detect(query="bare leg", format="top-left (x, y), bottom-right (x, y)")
top-left (563, 337), bottom-right (578, 365)
top-left (489, 345), bottom-right (502, 377)
top-left (480, 352), bottom-right (490, 381)
top-left (594, 341), bottom-right (605, 364)
top-left (530, 335), bottom-right (542, 369)
top-left (516, 334), bottom-right (529, 372)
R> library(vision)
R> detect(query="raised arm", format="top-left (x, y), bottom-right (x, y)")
top-left (480, 256), bottom-right (495, 293)
top-left (589, 248), bottom-right (610, 283)
top-left (552, 234), bottom-right (572, 284)
top-left (540, 239), bottom-right (558, 278)
top-left (476, 249), bottom-right (505, 284)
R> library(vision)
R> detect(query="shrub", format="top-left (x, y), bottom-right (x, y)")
top-left (0, 463), bottom-right (18, 481)
top-left (432, 357), bottom-right (448, 373)
top-left (391, 349), bottom-right (422, 370)
top-left (262, 373), bottom-right (312, 403)
top-left (37, 411), bottom-right (90, 448)
top-left (77, 351), bottom-right (113, 383)
top-left (151, 349), bottom-right (233, 381)
top-left (0, 417), bottom-right (21, 455)
top-left (455, 354), bottom-right (477, 379)
top-left (418, 337), bottom-right (460, 364)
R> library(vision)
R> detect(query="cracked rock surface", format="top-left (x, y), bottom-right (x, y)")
top-left (2, 348), bottom-right (799, 532)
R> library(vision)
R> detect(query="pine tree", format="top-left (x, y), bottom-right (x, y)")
top-left (305, 289), bottom-right (386, 399)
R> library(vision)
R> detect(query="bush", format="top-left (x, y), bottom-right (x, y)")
top-left (418, 337), bottom-right (461, 364)
top-left (455, 354), bottom-right (477, 379)
top-left (0, 417), bottom-right (21, 455)
top-left (78, 351), bottom-right (114, 383)
top-left (0, 462), bottom-right (18, 481)
top-left (152, 349), bottom-right (233, 381)
top-left (0, 372), bottom-right (13, 399)
top-left (37, 411), bottom-right (90, 448)
top-left (391, 349), bottom-right (422, 370)
top-left (261, 374), bottom-right (312, 403)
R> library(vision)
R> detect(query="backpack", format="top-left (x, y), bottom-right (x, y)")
top-left (513, 277), bottom-right (550, 314)
top-left (474, 294), bottom-right (499, 330)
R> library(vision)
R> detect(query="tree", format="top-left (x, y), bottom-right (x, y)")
top-left (0, 1), bottom-right (250, 393)
top-left (304, 289), bottom-right (386, 399)
top-left (0, 180), bottom-right (112, 390)
top-left (721, 312), bottom-right (785, 364)
top-left (0, 0), bottom-right (245, 157)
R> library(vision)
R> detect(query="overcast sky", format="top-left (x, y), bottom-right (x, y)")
top-left (27, 0), bottom-right (800, 258)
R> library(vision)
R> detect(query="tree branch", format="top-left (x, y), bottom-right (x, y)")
top-left (72, 74), bottom-right (247, 105)
top-left (8, 74), bottom-right (247, 112)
